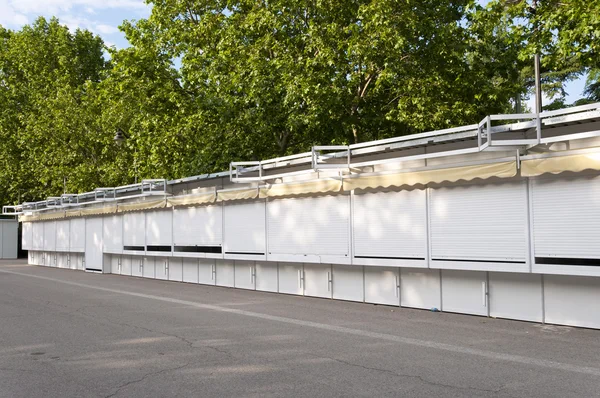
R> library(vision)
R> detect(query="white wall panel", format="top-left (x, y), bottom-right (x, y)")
top-left (69, 218), bottom-right (85, 252)
top-left (332, 265), bottom-right (364, 302)
top-left (364, 267), bottom-right (399, 306)
top-left (489, 272), bottom-right (542, 322)
top-left (169, 258), bottom-right (183, 282)
top-left (401, 268), bottom-right (441, 310)
top-left (278, 262), bottom-right (303, 295)
top-left (142, 256), bottom-right (155, 278)
top-left (55, 220), bottom-right (70, 252)
top-left (198, 259), bottom-right (216, 285)
top-left (131, 256), bottom-right (143, 277)
top-left (216, 259), bottom-right (234, 287)
top-left (85, 217), bottom-right (103, 272)
top-left (544, 275), bottom-right (600, 329)
top-left (255, 262), bottom-right (278, 292)
top-left (32, 222), bottom-right (44, 250)
top-left (111, 255), bottom-right (121, 274)
top-left (267, 195), bottom-right (350, 263)
top-left (57, 253), bottom-right (69, 269)
top-left (123, 212), bottom-right (145, 247)
top-left (441, 270), bottom-right (488, 316)
top-left (74, 253), bottom-right (84, 270)
top-left (155, 257), bottom-right (169, 280)
top-left (182, 258), bottom-right (199, 283)
top-left (43, 221), bottom-right (56, 251)
top-left (46, 252), bottom-right (57, 267)
top-left (103, 215), bottom-right (123, 254)
top-left (224, 202), bottom-right (266, 255)
top-left (430, 182), bottom-right (527, 262)
top-left (22, 222), bottom-right (33, 251)
top-left (173, 205), bottom-right (222, 246)
top-left (146, 210), bottom-right (172, 247)
top-left (532, 175), bottom-right (600, 258)
top-left (234, 260), bottom-right (256, 290)
top-left (303, 263), bottom-right (332, 298)
top-left (353, 190), bottom-right (427, 260)
top-left (121, 256), bottom-right (132, 276)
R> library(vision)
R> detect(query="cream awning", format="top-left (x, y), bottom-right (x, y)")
top-left (117, 199), bottom-right (167, 213)
top-left (19, 215), bottom-right (36, 222)
top-left (521, 153), bottom-right (600, 177)
top-left (79, 204), bottom-right (118, 216)
top-left (24, 211), bottom-right (64, 221)
top-left (167, 192), bottom-right (216, 207)
top-left (342, 161), bottom-right (517, 191)
top-left (65, 209), bottom-right (82, 218)
top-left (259, 179), bottom-right (342, 198)
top-left (217, 188), bottom-right (259, 202)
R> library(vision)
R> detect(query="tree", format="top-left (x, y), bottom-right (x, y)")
top-left (134, 0), bottom-right (526, 162)
top-left (0, 17), bottom-right (109, 205)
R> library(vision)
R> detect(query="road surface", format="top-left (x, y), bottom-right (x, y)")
top-left (0, 260), bottom-right (599, 397)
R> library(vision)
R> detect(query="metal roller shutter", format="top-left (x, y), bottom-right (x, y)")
top-left (267, 195), bottom-right (350, 262)
top-left (22, 222), bottom-right (33, 251)
top-left (173, 205), bottom-right (222, 246)
top-left (145, 210), bottom-right (172, 247)
top-left (123, 212), bottom-right (145, 248)
top-left (84, 217), bottom-right (103, 272)
top-left (224, 202), bottom-right (265, 255)
top-left (532, 175), bottom-right (600, 260)
top-left (69, 218), bottom-right (86, 252)
top-left (56, 220), bottom-right (70, 252)
top-left (103, 215), bottom-right (123, 253)
top-left (32, 222), bottom-right (44, 250)
top-left (430, 182), bottom-right (527, 262)
top-left (43, 221), bottom-right (56, 251)
top-left (353, 190), bottom-right (427, 260)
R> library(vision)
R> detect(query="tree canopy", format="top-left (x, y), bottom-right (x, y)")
top-left (1, 0), bottom-right (599, 206)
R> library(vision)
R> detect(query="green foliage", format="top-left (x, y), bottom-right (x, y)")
top-left (1, 0), bottom-right (599, 206)
top-left (0, 18), bottom-right (109, 205)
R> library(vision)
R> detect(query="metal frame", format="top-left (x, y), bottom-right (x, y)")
top-left (5, 102), bottom-right (600, 215)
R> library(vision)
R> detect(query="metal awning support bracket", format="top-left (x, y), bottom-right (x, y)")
top-left (312, 145), bottom-right (350, 171)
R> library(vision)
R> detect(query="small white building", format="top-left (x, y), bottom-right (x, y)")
top-left (5, 103), bottom-right (600, 329)
top-left (0, 219), bottom-right (18, 259)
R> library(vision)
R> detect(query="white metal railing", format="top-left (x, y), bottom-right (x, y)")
top-left (4, 102), bottom-right (600, 215)
top-left (229, 103), bottom-right (600, 182)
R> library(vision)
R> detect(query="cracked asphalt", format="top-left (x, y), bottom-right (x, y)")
top-left (1, 260), bottom-right (600, 398)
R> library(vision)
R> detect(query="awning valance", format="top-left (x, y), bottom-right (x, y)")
top-left (217, 188), bottom-right (259, 202)
top-left (65, 209), bottom-right (82, 218)
top-left (521, 153), bottom-right (600, 177)
top-left (342, 161), bottom-right (517, 191)
top-left (259, 179), bottom-right (342, 198)
top-left (167, 192), bottom-right (216, 207)
top-left (117, 199), bottom-right (167, 213)
top-left (79, 204), bottom-right (118, 216)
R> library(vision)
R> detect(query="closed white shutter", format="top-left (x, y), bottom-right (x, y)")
top-left (145, 210), bottom-right (172, 246)
top-left (224, 202), bottom-right (265, 254)
top-left (32, 222), bottom-right (44, 250)
top-left (173, 205), bottom-right (222, 246)
top-left (430, 182), bottom-right (527, 262)
top-left (69, 218), bottom-right (86, 252)
top-left (532, 175), bottom-right (600, 259)
top-left (43, 221), bottom-right (56, 251)
top-left (22, 222), bottom-right (33, 250)
top-left (56, 220), bottom-right (70, 252)
top-left (267, 195), bottom-right (350, 258)
top-left (353, 190), bottom-right (426, 259)
top-left (123, 212), bottom-right (145, 247)
top-left (85, 217), bottom-right (103, 271)
top-left (103, 214), bottom-right (123, 253)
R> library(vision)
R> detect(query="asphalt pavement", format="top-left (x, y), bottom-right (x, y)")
top-left (1, 260), bottom-right (599, 398)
